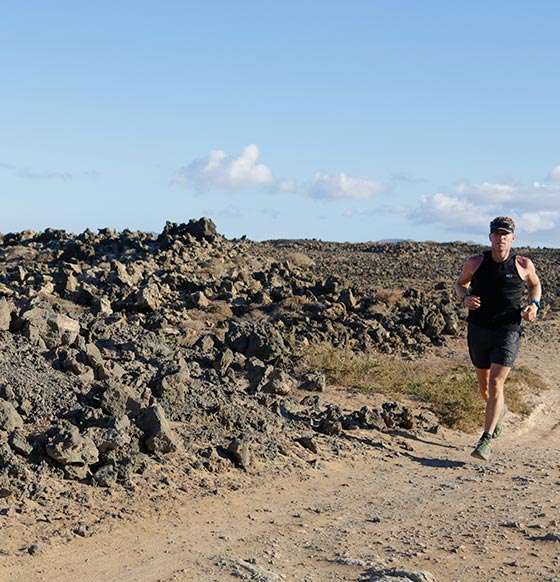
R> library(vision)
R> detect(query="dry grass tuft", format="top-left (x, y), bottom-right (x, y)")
top-left (374, 289), bottom-right (403, 307)
top-left (300, 343), bottom-right (549, 432)
top-left (506, 364), bottom-right (548, 415)
top-left (285, 252), bottom-right (315, 268)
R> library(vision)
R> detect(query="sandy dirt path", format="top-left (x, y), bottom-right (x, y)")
top-left (1, 319), bottom-right (559, 582)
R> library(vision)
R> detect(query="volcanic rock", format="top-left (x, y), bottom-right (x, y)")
top-left (0, 400), bottom-right (24, 433)
top-left (0, 217), bottom-right (556, 499)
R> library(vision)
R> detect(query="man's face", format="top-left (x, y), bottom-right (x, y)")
top-left (490, 229), bottom-right (515, 250)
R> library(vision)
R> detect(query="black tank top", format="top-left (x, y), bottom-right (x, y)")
top-left (467, 251), bottom-right (523, 330)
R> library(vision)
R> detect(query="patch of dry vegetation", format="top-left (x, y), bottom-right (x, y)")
top-left (301, 343), bottom-right (548, 432)
top-left (373, 288), bottom-right (403, 307)
top-left (284, 252), bottom-right (315, 268)
top-left (506, 364), bottom-right (549, 414)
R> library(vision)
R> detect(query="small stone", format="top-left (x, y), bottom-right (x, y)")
top-left (0, 488), bottom-right (13, 499)
top-left (299, 371), bottom-right (326, 392)
top-left (0, 400), bottom-right (24, 432)
top-left (542, 532), bottom-right (560, 542)
top-left (296, 436), bottom-right (318, 453)
top-left (228, 438), bottom-right (252, 469)
top-left (190, 291), bottom-right (210, 308)
top-left (46, 425), bottom-right (99, 466)
top-left (28, 543), bottom-right (42, 556)
top-left (261, 369), bottom-right (295, 395)
top-left (136, 404), bottom-right (180, 454)
top-left (9, 429), bottom-right (33, 456)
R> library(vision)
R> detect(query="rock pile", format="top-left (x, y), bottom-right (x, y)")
top-left (0, 219), bottom-right (556, 498)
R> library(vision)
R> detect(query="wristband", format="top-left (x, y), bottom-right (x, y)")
top-left (529, 299), bottom-right (541, 309)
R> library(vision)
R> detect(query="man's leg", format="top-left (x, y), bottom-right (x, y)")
top-left (482, 363), bottom-right (511, 435)
top-left (474, 367), bottom-right (490, 401)
top-left (472, 364), bottom-right (510, 460)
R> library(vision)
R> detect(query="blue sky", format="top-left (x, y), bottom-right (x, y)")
top-left (1, 1), bottom-right (559, 247)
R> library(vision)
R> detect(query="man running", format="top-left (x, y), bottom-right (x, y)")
top-left (455, 216), bottom-right (542, 460)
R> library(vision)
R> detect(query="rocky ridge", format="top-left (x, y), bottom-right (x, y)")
top-left (0, 218), bottom-right (557, 509)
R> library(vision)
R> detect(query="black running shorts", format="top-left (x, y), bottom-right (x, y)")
top-left (467, 322), bottom-right (521, 369)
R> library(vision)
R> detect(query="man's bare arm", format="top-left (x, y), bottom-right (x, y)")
top-left (518, 256), bottom-right (541, 322)
top-left (517, 256), bottom-right (542, 299)
top-left (455, 255), bottom-right (483, 309)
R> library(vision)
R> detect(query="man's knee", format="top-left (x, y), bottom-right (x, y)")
top-left (487, 377), bottom-right (506, 397)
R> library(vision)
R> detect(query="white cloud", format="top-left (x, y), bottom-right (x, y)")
top-left (548, 164), bottom-right (560, 181)
top-left (411, 179), bottom-right (560, 238)
top-left (277, 179), bottom-right (297, 192)
top-left (455, 181), bottom-right (515, 204)
top-left (177, 144), bottom-right (276, 191)
top-left (518, 211), bottom-right (558, 233)
top-left (177, 145), bottom-right (386, 202)
top-left (453, 180), bottom-right (560, 212)
top-left (308, 172), bottom-right (386, 200)
top-left (411, 193), bottom-right (484, 231)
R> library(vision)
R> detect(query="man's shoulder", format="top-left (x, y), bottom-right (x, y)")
top-left (466, 254), bottom-right (485, 268)
top-left (515, 255), bottom-right (537, 277)
top-left (515, 255), bottom-right (534, 269)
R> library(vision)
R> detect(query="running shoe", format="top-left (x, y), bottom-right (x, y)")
top-left (471, 433), bottom-right (492, 461)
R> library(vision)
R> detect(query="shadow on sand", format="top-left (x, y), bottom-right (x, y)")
top-left (400, 452), bottom-right (467, 469)
top-left (388, 428), bottom-right (464, 450)
top-left (341, 431), bottom-right (467, 468)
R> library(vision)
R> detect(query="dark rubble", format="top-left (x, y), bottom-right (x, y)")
top-left (0, 218), bottom-right (556, 498)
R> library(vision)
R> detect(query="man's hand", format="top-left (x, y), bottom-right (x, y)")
top-left (522, 304), bottom-right (538, 322)
top-left (464, 295), bottom-right (481, 310)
